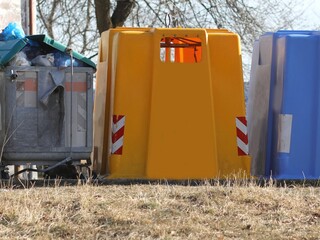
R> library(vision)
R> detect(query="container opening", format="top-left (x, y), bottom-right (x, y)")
top-left (160, 37), bottom-right (202, 63)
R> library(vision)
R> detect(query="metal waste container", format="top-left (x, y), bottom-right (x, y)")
top-left (0, 35), bottom-right (95, 168)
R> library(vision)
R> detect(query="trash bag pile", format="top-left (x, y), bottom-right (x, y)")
top-left (0, 22), bottom-right (85, 67)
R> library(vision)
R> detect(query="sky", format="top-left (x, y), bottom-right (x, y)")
top-left (241, 0), bottom-right (320, 81)
top-left (298, 0), bottom-right (320, 28)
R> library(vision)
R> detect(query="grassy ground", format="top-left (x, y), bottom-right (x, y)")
top-left (0, 180), bottom-right (319, 240)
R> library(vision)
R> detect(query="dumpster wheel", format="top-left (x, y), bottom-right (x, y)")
top-left (10, 157), bottom-right (95, 180)
top-left (0, 165), bottom-right (9, 179)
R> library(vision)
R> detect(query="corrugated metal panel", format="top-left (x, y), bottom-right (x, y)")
top-left (2, 66), bottom-right (94, 165)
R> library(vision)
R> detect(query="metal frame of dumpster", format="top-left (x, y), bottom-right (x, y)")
top-left (0, 35), bottom-right (95, 178)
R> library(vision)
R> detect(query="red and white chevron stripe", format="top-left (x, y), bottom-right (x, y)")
top-left (111, 115), bottom-right (126, 155)
top-left (236, 116), bottom-right (249, 156)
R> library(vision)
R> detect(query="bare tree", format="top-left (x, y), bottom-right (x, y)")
top-left (126, 0), bottom-right (304, 54)
top-left (36, 0), bottom-right (307, 71)
top-left (124, 0), bottom-right (306, 79)
top-left (37, 0), bottom-right (99, 56)
top-left (37, 0), bottom-right (135, 56)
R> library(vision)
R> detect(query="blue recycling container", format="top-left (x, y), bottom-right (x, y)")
top-left (248, 30), bottom-right (320, 180)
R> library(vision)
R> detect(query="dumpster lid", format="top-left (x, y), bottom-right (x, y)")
top-left (0, 38), bottom-right (29, 66)
top-left (26, 35), bottom-right (96, 69)
top-left (0, 35), bottom-right (96, 68)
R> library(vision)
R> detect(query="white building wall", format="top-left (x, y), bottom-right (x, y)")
top-left (0, 0), bottom-right (36, 35)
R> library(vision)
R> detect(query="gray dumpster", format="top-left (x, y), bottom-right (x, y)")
top-left (0, 35), bottom-right (95, 166)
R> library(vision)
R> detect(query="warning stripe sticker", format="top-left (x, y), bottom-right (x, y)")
top-left (236, 116), bottom-right (249, 156)
top-left (111, 115), bottom-right (125, 155)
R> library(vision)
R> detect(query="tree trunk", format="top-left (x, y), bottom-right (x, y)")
top-left (94, 0), bottom-right (112, 35)
top-left (111, 0), bottom-right (135, 27)
top-left (94, 0), bottom-right (135, 35)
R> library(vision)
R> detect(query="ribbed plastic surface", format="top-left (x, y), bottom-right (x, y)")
top-left (248, 31), bottom-right (320, 179)
top-left (93, 28), bottom-right (250, 179)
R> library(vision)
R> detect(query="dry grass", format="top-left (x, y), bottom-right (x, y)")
top-left (0, 180), bottom-right (320, 240)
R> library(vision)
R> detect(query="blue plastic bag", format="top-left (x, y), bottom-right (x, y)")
top-left (54, 51), bottom-right (83, 67)
top-left (0, 22), bottom-right (25, 41)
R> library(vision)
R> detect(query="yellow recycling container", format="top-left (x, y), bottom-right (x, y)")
top-left (93, 28), bottom-right (250, 179)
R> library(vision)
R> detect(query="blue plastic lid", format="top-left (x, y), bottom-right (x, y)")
top-left (0, 34), bottom-right (96, 69)
top-left (0, 38), bottom-right (28, 67)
